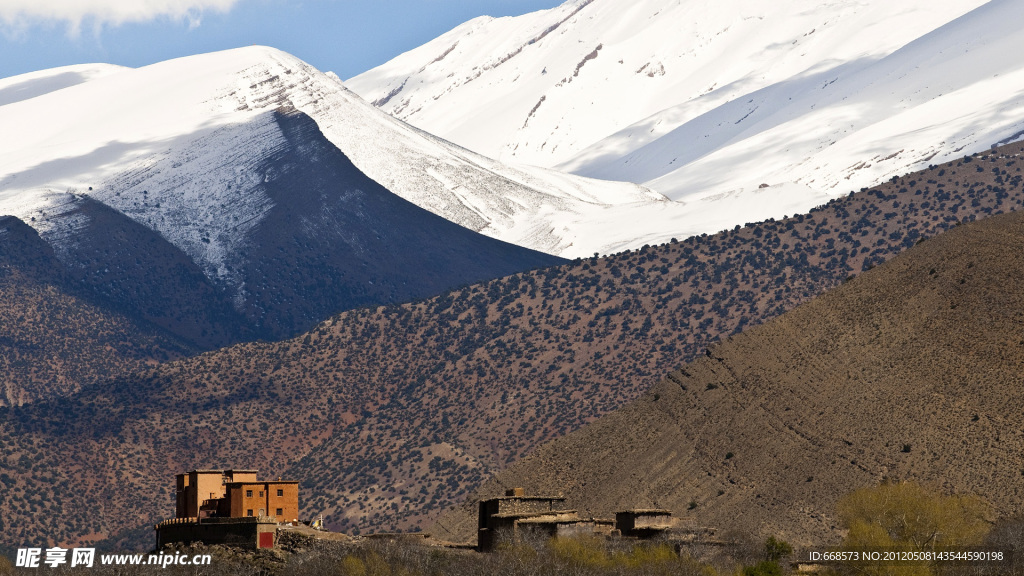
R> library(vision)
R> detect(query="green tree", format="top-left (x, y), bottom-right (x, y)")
top-left (763, 536), bottom-right (793, 562)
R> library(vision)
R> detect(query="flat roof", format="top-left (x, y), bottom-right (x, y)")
top-left (184, 469), bottom-right (259, 474)
top-left (484, 496), bottom-right (566, 502)
top-left (517, 516), bottom-right (590, 525)
top-left (225, 480), bottom-right (299, 486)
top-left (617, 509), bottom-right (672, 515)
top-left (491, 510), bottom-right (577, 520)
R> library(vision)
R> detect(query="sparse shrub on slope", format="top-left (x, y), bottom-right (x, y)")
top-left (3, 143), bottom-right (1024, 548)
top-left (450, 205), bottom-right (1024, 549)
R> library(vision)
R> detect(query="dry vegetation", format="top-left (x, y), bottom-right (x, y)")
top-left (441, 207), bottom-right (1024, 547)
top-left (5, 506), bottom-right (1021, 576)
top-left (0, 532), bottom-right (741, 576)
top-left (1, 143), bottom-right (1024, 550)
top-left (0, 216), bottom-right (192, 406)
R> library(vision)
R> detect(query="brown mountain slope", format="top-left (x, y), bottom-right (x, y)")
top-left (0, 216), bottom-right (192, 406)
top-left (438, 209), bottom-right (1024, 545)
top-left (1, 143), bottom-right (1023, 549)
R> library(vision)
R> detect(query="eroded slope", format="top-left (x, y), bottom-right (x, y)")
top-left (440, 209), bottom-right (1024, 545)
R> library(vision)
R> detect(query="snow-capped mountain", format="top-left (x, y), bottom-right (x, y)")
top-left (0, 47), bottom-right (713, 263)
top-left (349, 0), bottom-right (1024, 205)
top-left (0, 47), bottom-right (582, 342)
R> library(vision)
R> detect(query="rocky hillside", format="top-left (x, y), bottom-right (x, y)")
top-left (438, 208), bottom-right (1024, 545)
top-left (0, 216), bottom-right (192, 406)
top-left (1, 143), bottom-right (1022, 549)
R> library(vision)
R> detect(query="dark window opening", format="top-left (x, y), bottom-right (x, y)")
top-left (277, 489), bottom-right (283, 497)
top-left (247, 509), bottom-right (253, 517)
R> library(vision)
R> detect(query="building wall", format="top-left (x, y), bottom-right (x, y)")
top-left (615, 511), bottom-right (673, 538)
top-left (190, 472), bottom-right (227, 518)
top-left (173, 470), bottom-right (299, 522)
top-left (239, 483), bottom-right (268, 517)
top-left (176, 471), bottom-right (228, 518)
top-left (268, 482), bottom-right (300, 522)
top-left (226, 482), bottom-right (299, 522)
top-left (479, 497), bottom-right (565, 528)
top-left (227, 485), bottom-right (246, 518)
top-left (495, 498), bottom-right (565, 516)
top-left (175, 474), bottom-right (188, 518)
top-left (478, 496), bottom-right (567, 552)
top-left (226, 470), bottom-right (258, 483)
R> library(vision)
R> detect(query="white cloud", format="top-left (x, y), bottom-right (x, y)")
top-left (0, 0), bottom-right (241, 34)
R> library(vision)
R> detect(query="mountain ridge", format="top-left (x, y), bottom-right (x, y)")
top-left (0, 104), bottom-right (565, 404)
top-left (1, 142), bottom-right (1021, 548)
top-left (1, 79), bottom-right (567, 346)
top-left (0, 46), bottom-right (697, 261)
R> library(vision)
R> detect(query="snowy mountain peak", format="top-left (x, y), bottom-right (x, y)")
top-left (348, 0), bottom-right (1024, 210)
top-left (0, 45), bottom-right (710, 276)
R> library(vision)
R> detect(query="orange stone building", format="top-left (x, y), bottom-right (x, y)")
top-left (175, 469), bottom-right (299, 523)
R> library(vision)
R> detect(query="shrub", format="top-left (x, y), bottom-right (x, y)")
top-left (763, 536), bottom-right (792, 562)
top-left (839, 481), bottom-right (990, 551)
top-left (742, 560), bottom-right (783, 576)
top-left (837, 481), bottom-right (991, 575)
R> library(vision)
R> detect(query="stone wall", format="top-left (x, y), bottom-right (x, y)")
top-left (154, 517), bottom-right (277, 550)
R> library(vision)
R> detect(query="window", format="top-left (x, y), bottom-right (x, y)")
top-left (247, 509), bottom-right (253, 517)
top-left (259, 491), bottom-right (264, 497)
top-left (277, 489), bottom-right (283, 497)
top-left (276, 508), bottom-right (283, 516)
top-left (246, 490), bottom-right (253, 498)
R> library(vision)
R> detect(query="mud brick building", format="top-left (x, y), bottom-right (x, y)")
top-left (159, 469), bottom-right (300, 550)
top-left (175, 469), bottom-right (299, 523)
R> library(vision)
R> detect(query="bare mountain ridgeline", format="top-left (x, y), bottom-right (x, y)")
top-left (0, 216), bottom-right (194, 407)
top-left (439, 205), bottom-right (1024, 546)
top-left (1, 142), bottom-right (1024, 549)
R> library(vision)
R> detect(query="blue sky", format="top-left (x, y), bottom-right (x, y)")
top-left (0, 0), bottom-right (562, 81)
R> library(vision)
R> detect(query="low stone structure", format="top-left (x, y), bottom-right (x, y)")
top-left (477, 489), bottom-right (686, 551)
top-left (154, 517), bottom-right (279, 550)
top-left (615, 509), bottom-right (677, 538)
top-left (477, 488), bottom-right (583, 551)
